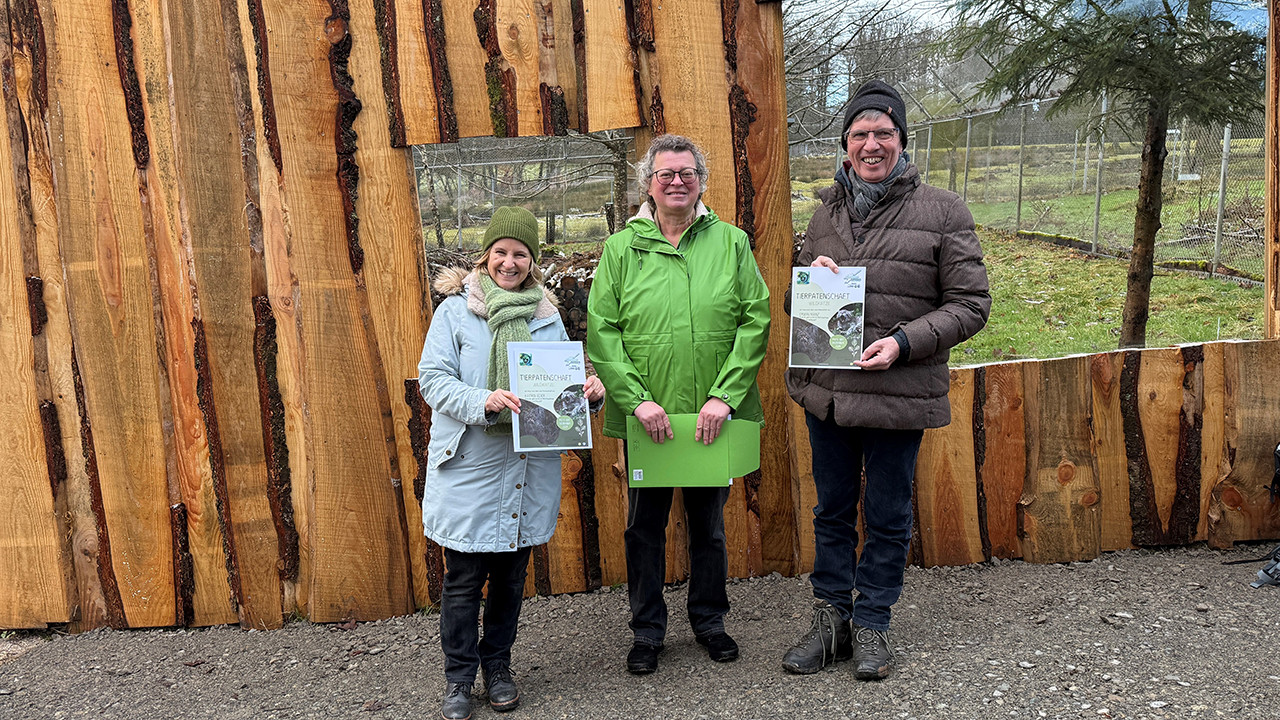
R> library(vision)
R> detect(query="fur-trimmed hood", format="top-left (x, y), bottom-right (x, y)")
top-left (432, 266), bottom-right (559, 321)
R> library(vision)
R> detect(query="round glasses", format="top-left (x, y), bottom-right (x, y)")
top-left (653, 168), bottom-right (699, 186)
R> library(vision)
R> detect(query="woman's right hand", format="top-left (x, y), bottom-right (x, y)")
top-left (810, 255), bottom-right (840, 272)
top-left (485, 389), bottom-right (521, 415)
top-left (634, 401), bottom-right (673, 444)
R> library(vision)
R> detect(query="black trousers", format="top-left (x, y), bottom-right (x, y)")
top-left (439, 547), bottom-right (532, 684)
top-left (624, 485), bottom-right (731, 646)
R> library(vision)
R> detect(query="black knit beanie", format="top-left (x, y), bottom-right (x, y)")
top-left (840, 80), bottom-right (909, 151)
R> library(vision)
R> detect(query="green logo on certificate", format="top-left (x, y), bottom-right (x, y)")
top-left (828, 335), bottom-right (847, 350)
top-left (556, 415), bottom-right (573, 431)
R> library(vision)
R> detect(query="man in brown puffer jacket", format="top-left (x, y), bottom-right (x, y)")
top-left (781, 79), bottom-right (991, 680)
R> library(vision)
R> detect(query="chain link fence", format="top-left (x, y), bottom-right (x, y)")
top-left (412, 133), bottom-right (634, 252)
top-left (792, 99), bottom-right (1266, 281)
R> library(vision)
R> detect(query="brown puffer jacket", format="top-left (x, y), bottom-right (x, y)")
top-left (785, 165), bottom-right (990, 430)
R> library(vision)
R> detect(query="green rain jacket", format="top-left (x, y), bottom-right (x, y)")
top-left (587, 203), bottom-right (770, 439)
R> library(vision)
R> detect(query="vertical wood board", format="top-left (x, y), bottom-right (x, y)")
top-left (48, 0), bottom-right (176, 627)
top-left (978, 362), bottom-right (1027, 559)
top-left (1088, 352), bottom-right (1132, 552)
top-left (1019, 357), bottom-right (1101, 563)
top-left (0, 76), bottom-right (71, 627)
top-left (914, 369), bottom-right (984, 566)
top-left (258, 0), bottom-right (410, 621)
top-left (167, 0), bottom-right (287, 628)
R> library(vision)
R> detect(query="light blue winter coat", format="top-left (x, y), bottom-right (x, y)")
top-left (417, 268), bottom-right (569, 553)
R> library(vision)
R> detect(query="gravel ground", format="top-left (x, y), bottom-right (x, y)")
top-left (2, 544), bottom-right (1278, 720)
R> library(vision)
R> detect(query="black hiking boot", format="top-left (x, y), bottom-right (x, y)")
top-left (780, 600), bottom-right (852, 674)
top-left (626, 642), bottom-right (662, 674)
top-left (483, 662), bottom-right (520, 712)
top-left (440, 681), bottom-right (473, 720)
top-left (852, 624), bottom-right (895, 680)
top-left (696, 631), bottom-right (740, 662)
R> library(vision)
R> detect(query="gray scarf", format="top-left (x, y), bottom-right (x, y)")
top-left (835, 152), bottom-right (910, 222)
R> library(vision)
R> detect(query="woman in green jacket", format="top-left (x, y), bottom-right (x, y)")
top-left (587, 134), bottom-right (770, 675)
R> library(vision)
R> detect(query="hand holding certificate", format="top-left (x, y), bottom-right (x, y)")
top-left (789, 265), bottom-right (867, 369)
top-left (506, 341), bottom-right (593, 452)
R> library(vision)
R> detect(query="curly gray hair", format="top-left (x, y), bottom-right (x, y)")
top-left (635, 134), bottom-right (709, 201)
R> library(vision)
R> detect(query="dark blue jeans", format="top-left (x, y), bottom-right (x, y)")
top-left (625, 485), bottom-right (730, 646)
top-left (440, 547), bottom-right (532, 684)
top-left (805, 411), bottom-right (922, 632)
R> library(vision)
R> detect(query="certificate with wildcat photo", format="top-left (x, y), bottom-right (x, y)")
top-left (507, 341), bottom-right (593, 452)
top-left (788, 266), bottom-right (866, 369)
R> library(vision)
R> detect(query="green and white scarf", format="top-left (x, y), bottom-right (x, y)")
top-left (479, 272), bottom-right (542, 432)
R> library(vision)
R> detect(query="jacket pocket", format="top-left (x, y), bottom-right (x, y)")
top-left (427, 419), bottom-right (466, 470)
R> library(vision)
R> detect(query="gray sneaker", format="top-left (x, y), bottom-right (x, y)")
top-left (781, 600), bottom-right (852, 674)
top-left (851, 624), bottom-right (895, 680)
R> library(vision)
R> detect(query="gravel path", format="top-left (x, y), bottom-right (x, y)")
top-left (3, 544), bottom-right (1278, 720)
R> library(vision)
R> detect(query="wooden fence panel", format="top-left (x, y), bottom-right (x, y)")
top-left (787, 401), bottom-right (817, 573)
top-left (977, 363), bottom-right (1027, 559)
top-left (1019, 356), bottom-right (1102, 563)
top-left (165, 0), bottom-right (286, 630)
top-left (386, 0), bottom-right (443, 146)
top-left (1209, 340), bottom-right (1280, 546)
top-left (576, 0), bottom-right (640, 132)
top-left (1196, 343), bottom-right (1227, 541)
top-left (735, 0), bottom-right (798, 576)
top-left (439, 0), bottom-right (494, 138)
top-left (48, 0), bottom-right (177, 629)
top-left (1089, 352), bottom-right (1133, 551)
top-left (588, 431), bottom-right (628, 587)
top-left (9, 0), bottom-right (106, 632)
top-left (258, 0), bottom-right (411, 622)
top-left (0, 57), bottom-right (72, 627)
top-left (229, 0), bottom-right (311, 620)
top-left (915, 369), bottom-right (985, 566)
top-left (128, 0), bottom-right (239, 630)
top-left (349, 0), bottom-right (434, 612)
top-left (1124, 347), bottom-right (1204, 545)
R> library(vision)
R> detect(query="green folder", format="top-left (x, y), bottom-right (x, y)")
top-left (625, 414), bottom-right (761, 487)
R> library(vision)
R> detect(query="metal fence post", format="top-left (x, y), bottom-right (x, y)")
top-left (456, 164), bottom-right (464, 246)
top-left (1212, 123), bottom-right (1233, 277)
top-left (985, 123), bottom-right (994, 202)
top-left (1175, 117), bottom-right (1189, 181)
top-left (1092, 93), bottom-right (1107, 254)
top-left (1073, 128), bottom-right (1079, 191)
top-left (1016, 106), bottom-right (1027, 231)
top-left (962, 116), bottom-right (973, 202)
top-left (1083, 134), bottom-right (1090, 193)
top-left (924, 124), bottom-right (933, 183)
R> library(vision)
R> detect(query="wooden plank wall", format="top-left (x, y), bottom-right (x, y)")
top-left (1, 1), bottom-right (1278, 632)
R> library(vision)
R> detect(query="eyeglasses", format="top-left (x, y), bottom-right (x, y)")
top-left (846, 129), bottom-right (898, 144)
top-left (653, 168), bottom-right (699, 185)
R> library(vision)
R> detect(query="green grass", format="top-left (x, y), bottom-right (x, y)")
top-left (952, 230), bottom-right (1264, 364)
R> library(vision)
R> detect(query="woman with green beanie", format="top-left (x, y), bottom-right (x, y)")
top-left (417, 206), bottom-right (604, 720)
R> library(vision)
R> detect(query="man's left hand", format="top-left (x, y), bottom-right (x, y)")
top-left (696, 397), bottom-right (732, 445)
top-left (856, 337), bottom-right (900, 371)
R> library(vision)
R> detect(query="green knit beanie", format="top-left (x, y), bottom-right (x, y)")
top-left (482, 206), bottom-right (541, 261)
